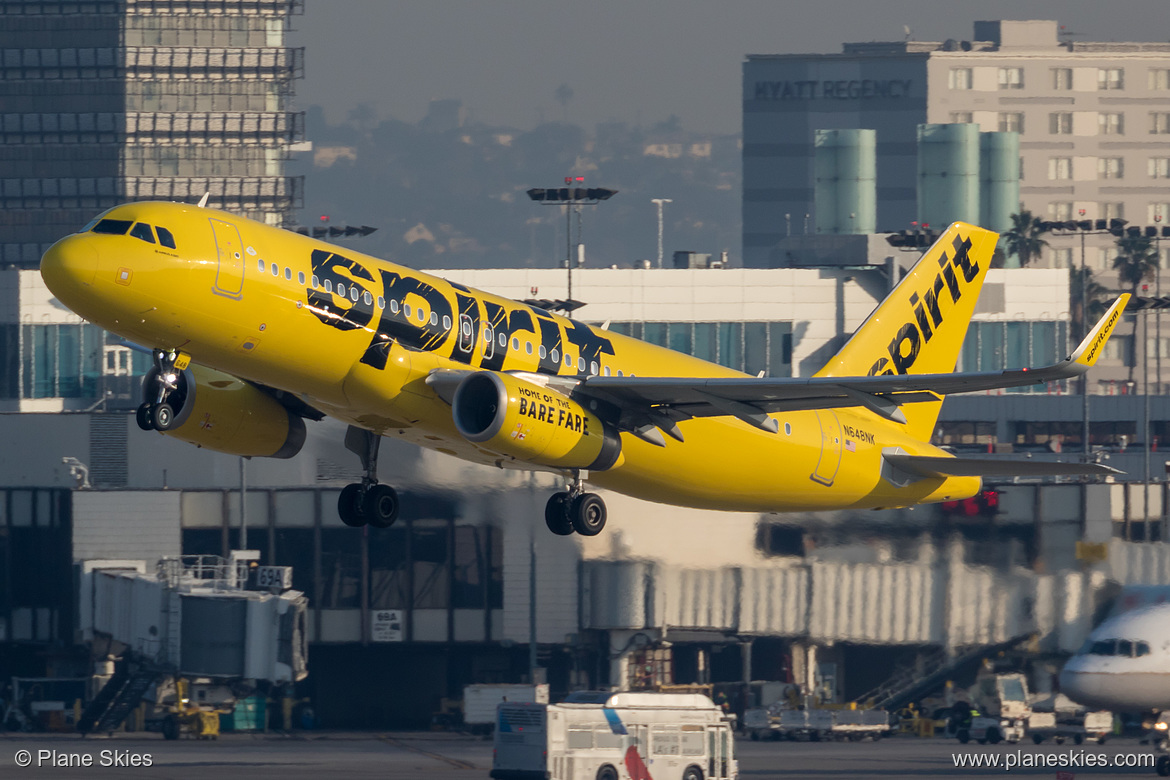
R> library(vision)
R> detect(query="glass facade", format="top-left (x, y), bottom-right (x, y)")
top-left (0, 0), bottom-right (304, 266)
top-left (1, 322), bottom-right (151, 402)
top-left (605, 321), bottom-right (793, 377)
top-left (959, 320), bottom-right (1069, 389)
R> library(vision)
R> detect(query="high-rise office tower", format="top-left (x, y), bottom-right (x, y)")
top-left (0, 0), bottom-right (305, 266)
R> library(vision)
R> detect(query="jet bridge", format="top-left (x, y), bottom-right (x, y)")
top-left (79, 552), bottom-right (308, 684)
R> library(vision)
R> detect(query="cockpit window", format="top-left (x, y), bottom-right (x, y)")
top-left (156, 226), bottom-right (177, 249)
top-left (1089, 640), bottom-right (1117, 656)
top-left (1137, 641), bottom-right (1151, 656)
top-left (92, 219), bottom-right (132, 235)
top-left (129, 223), bottom-right (156, 244)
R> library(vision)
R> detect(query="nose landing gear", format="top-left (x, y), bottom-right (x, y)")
top-left (544, 472), bottom-right (607, 537)
top-left (337, 425), bottom-right (399, 529)
top-left (137, 350), bottom-right (187, 432)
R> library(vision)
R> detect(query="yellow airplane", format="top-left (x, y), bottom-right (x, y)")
top-left (40, 201), bottom-right (1126, 536)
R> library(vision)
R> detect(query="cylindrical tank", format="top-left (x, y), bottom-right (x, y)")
top-left (980, 131), bottom-right (1020, 235)
top-left (814, 129), bottom-right (876, 235)
top-left (917, 123), bottom-right (980, 229)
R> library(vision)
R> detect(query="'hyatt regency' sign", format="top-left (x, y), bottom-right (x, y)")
top-left (753, 79), bottom-right (913, 100)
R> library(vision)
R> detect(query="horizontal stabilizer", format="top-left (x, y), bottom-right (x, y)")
top-left (885, 453), bottom-right (1121, 479)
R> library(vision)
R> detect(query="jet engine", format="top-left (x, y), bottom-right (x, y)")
top-left (140, 363), bottom-right (305, 459)
top-left (451, 371), bottom-right (622, 470)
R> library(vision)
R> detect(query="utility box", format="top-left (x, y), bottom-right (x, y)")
top-left (463, 683), bottom-right (548, 728)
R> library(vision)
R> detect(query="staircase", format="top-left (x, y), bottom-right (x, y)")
top-left (77, 657), bottom-right (161, 736)
top-left (852, 635), bottom-right (1029, 713)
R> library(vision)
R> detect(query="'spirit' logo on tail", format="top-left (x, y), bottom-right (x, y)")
top-left (868, 233), bottom-right (978, 376)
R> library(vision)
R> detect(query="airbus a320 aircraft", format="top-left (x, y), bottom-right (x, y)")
top-left (40, 201), bottom-right (1126, 536)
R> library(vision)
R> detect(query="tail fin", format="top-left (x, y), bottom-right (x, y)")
top-left (816, 222), bottom-right (999, 440)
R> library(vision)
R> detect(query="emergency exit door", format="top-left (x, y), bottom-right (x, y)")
top-left (210, 218), bottom-right (245, 299)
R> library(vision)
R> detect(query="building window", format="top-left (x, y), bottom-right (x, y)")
top-left (1100, 202), bottom-right (1125, 221)
top-left (950, 111), bottom-right (973, 124)
top-left (1052, 68), bottom-right (1073, 90)
top-left (1098, 157), bottom-right (1124, 179)
top-left (998, 112), bottom-right (1024, 133)
top-left (1098, 68), bottom-right (1125, 90)
top-left (1049, 112), bottom-right (1073, 135)
top-left (1149, 69), bottom-right (1170, 90)
top-left (1047, 158), bottom-right (1071, 180)
top-left (1150, 158), bottom-right (1170, 179)
top-left (937, 422), bottom-right (998, 447)
top-left (1048, 202), bottom-right (1073, 221)
top-left (1052, 247), bottom-right (1073, 267)
top-left (949, 68), bottom-right (973, 90)
top-left (998, 67), bottom-right (1024, 90)
top-left (1099, 112), bottom-right (1124, 135)
top-left (1148, 203), bottom-right (1170, 224)
top-left (1151, 113), bottom-right (1170, 135)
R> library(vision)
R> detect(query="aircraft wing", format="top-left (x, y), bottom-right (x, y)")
top-left (575, 295), bottom-right (1129, 442)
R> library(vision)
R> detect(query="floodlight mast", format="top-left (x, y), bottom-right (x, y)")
top-left (526, 182), bottom-right (617, 309)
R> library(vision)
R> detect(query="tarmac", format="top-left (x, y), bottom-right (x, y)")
top-left (0, 730), bottom-right (1164, 779)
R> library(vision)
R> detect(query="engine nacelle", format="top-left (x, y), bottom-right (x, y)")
top-left (142, 363), bottom-right (305, 459)
top-left (452, 372), bottom-right (622, 470)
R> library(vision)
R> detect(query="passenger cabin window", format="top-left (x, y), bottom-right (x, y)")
top-left (92, 219), bottom-right (133, 235)
top-left (129, 222), bottom-right (155, 243)
top-left (156, 226), bottom-right (177, 249)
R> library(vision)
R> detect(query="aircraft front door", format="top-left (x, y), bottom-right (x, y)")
top-left (810, 410), bottom-right (843, 486)
top-left (210, 218), bottom-right (245, 299)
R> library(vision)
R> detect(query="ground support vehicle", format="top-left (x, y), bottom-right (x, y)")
top-left (1028, 710), bottom-right (1112, 745)
top-left (490, 691), bottom-right (736, 780)
top-left (743, 706), bottom-right (888, 742)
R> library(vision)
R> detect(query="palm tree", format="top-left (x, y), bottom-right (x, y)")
top-left (1112, 235), bottom-right (1160, 384)
top-left (1002, 211), bottom-right (1050, 267)
top-left (1069, 265), bottom-right (1109, 339)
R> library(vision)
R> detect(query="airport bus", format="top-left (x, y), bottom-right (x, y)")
top-left (490, 691), bottom-right (736, 780)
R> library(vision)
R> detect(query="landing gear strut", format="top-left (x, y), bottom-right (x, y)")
top-left (337, 425), bottom-right (399, 529)
top-left (137, 350), bottom-right (185, 432)
top-left (544, 472), bottom-right (607, 537)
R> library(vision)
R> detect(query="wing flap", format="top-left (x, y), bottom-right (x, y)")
top-left (884, 453), bottom-right (1121, 479)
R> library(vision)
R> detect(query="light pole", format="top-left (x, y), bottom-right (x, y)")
top-left (651, 198), bottom-right (672, 268)
top-left (1079, 209), bottom-right (1090, 460)
top-left (527, 183), bottom-right (617, 306)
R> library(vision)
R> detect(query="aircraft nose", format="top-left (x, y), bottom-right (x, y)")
top-left (41, 235), bottom-right (99, 294)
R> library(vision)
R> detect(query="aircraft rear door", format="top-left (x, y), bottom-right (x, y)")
top-left (810, 410), bottom-right (843, 486)
top-left (210, 218), bottom-right (245, 300)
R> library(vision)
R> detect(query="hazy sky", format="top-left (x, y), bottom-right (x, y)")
top-left (292, 1), bottom-right (1170, 135)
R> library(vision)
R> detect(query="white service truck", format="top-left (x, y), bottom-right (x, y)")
top-left (463, 684), bottom-right (548, 733)
top-left (490, 691), bottom-right (736, 780)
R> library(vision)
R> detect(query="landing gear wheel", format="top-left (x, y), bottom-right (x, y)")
top-left (956, 729), bottom-right (970, 744)
top-left (338, 483), bottom-right (367, 527)
top-left (363, 484), bottom-right (399, 529)
top-left (570, 493), bottom-right (607, 536)
top-left (136, 403), bottom-right (155, 431)
top-left (162, 714), bottom-right (180, 741)
top-left (986, 727), bottom-right (1001, 745)
top-left (545, 492), bottom-right (574, 536)
top-left (153, 403), bottom-right (176, 431)
top-left (1031, 733), bottom-right (1043, 745)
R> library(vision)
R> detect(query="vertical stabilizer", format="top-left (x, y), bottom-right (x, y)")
top-left (816, 222), bottom-right (999, 440)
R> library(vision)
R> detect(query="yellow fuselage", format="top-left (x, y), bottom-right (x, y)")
top-left (42, 202), bottom-right (979, 511)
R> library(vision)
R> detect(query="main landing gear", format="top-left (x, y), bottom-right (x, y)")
top-left (136, 350), bottom-right (186, 432)
top-left (544, 473), bottom-right (607, 537)
top-left (337, 425), bottom-right (399, 530)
